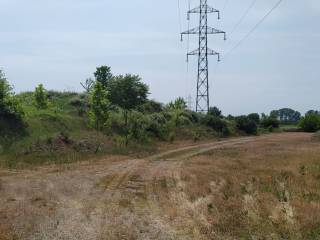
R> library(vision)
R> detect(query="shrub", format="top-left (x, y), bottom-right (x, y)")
top-left (208, 106), bottom-right (223, 118)
top-left (0, 71), bottom-right (26, 140)
top-left (261, 117), bottom-right (280, 129)
top-left (299, 114), bottom-right (320, 132)
top-left (204, 115), bottom-right (230, 136)
top-left (248, 113), bottom-right (260, 125)
top-left (34, 84), bottom-right (48, 109)
top-left (235, 116), bottom-right (257, 135)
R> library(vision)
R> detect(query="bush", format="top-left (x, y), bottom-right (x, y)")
top-left (248, 113), bottom-right (260, 125)
top-left (299, 114), bottom-right (320, 132)
top-left (235, 116), bottom-right (257, 135)
top-left (204, 115), bottom-right (230, 136)
top-left (261, 117), bottom-right (280, 129)
top-left (0, 71), bottom-right (26, 140)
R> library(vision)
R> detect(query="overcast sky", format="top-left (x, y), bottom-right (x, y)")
top-left (0, 0), bottom-right (319, 115)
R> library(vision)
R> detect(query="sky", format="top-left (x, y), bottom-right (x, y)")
top-left (0, 0), bottom-right (319, 115)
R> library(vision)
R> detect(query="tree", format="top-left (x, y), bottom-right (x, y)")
top-left (168, 97), bottom-right (187, 110)
top-left (88, 81), bottom-right (110, 130)
top-left (306, 110), bottom-right (320, 116)
top-left (34, 84), bottom-right (48, 109)
top-left (0, 70), bottom-right (25, 137)
top-left (208, 106), bottom-right (222, 118)
top-left (107, 74), bottom-right (149, 143)
top-left (270, 108), bottom-right (301, 124)
top-left (248, 113), bottom-right (260, 125)
top-left (94, 66), bottom-right (113, 89)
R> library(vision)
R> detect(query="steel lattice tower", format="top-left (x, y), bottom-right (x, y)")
top-left (181, 0), bottom-right (226, 113)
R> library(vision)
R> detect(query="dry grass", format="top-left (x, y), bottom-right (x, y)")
top-left (175, 133), bottom-right (320, 239)
top-left (0, 133), bottom-right (319, 240)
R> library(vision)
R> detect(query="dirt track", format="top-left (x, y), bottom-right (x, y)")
top-left (0, 133), bottom-right (315, 240)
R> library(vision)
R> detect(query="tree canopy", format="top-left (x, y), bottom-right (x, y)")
top-left (107, 74), bottom-right (149, 111)
top-left (94, 66), bottom-right (113, 89)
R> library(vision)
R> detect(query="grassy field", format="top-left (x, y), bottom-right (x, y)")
top-left (0, 133), bottom-right (319, 239)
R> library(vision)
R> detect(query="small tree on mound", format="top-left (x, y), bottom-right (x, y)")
top-left (88, 81), bottom-right (110, 130)
top-left (107, 74), bottom-right (149, 144)
top-left (94, 66), bottom-right (113, 89)
top-left (34, 84), bottom-right (48, 109)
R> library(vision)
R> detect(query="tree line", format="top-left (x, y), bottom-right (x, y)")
top-left (1, 67), bottom-right (320, 147)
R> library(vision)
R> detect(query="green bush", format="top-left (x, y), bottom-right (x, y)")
top-left (299, 114), bottom-right (320, 132)
top-left (248, 113), bottom-right (260, 125)
top-left (204, 115), bottom-right (230, 136)
top-left (261, 117), bottom-right (280, 129)
top-left (235, 116), bottom-right (257, 135)
top-left (0, 71), bottom-right (26, 140)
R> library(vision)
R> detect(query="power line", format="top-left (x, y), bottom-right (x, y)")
top-left (230, 0), bottom-right (258, 35)
top-left (177, 0), bottom-right (182, 33)
top-left (223, 0), bottom-right (230, 12)
top-left (224, 0), bottom-right (284, 59)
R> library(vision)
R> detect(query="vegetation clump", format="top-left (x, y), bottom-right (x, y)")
top-left (300, 114), bottom-right (320, 132)
top-left (0, 70), bottom-right (26, 141)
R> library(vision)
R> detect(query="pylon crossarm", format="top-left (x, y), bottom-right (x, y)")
top-left (181, 26), bottom-right (226, 41)
top-left (187, 48), bottom-right (220, 62)
top-left (187, 5), bottom-right (220, 20)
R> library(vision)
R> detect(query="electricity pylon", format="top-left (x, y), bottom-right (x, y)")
top-left (181, 0), bottom-right (226, 113)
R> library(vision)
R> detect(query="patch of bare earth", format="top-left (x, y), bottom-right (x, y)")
top-left (0, 133), bottom-right (319, 239)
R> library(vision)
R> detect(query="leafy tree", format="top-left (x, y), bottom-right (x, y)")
top-left (306, 110), bottom-right (320, 116)
top-left (88, 81), bottom-right (110, 130)
top-left (94, 66), bottom-right (113, 89)
top-left (107, 74), bottom-right (149, 143)
top-left (299, 114), bottom-right (320, 132)
top-left (248, 113), bottom-right (260, 125)
top-left (168, 97), bottom-right (187, 110)
top-left (235, 116), bottom-right (257, 135)
top-left (208, 106), bottom-right (223, 118)
top-left (34, 84), bottom-right (48, 109)
top-left (0, 70), bottom-right (25, 137)
top-left (270, 108), bottom-right (301, 124)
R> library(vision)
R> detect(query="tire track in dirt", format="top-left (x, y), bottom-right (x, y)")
top-left (0, 135), bottom-right (267, 240)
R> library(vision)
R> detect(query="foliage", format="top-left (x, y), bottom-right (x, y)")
top-left (0, 70), bottom-right (25, 139)
top-left (299, 114), bottom-right (320, 132)
top-left (107, 74), bottom-right (149, 112)
top-left (261, 116), bottom-right (280, 129)
top-left (107, 74), bottom-right (149, 144)
top-left (208, 106), bottom-right (223, 118)
top-left (235, 116), bottom-right (257, 135)
top-left (204, 115), bottom-right (229, 136)
top-left (94, 66), bottom-right (113, 89)
top-left (270, 108), bottom-right (301, 124)
top-left (167, 97), bottom-right (187, 110)
top-left (34, 84), bottom-right (48, 109)
top-left (248, 113), bottom-right (260, 125)
top-left (137, 99), bottom-right (163, 113)
top-left (88, 81), bottom-right (110, 130)
top-left (306, 110), bottom-right (320, 116)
